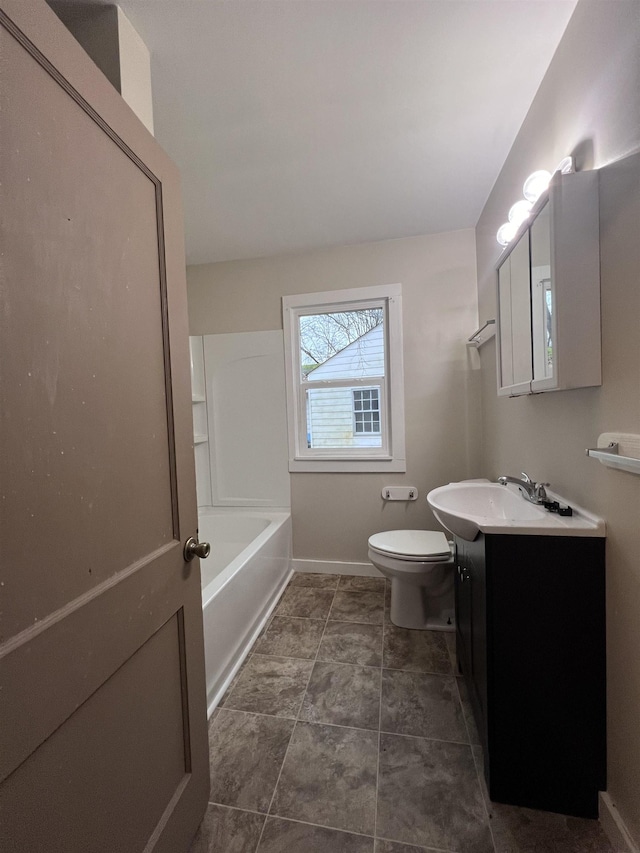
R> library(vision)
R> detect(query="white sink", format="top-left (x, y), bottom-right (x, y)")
top-left (426, 480), bottom-right (605, 541)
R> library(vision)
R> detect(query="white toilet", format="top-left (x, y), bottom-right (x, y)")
top-left (368, 530), bottom-right (455, 631)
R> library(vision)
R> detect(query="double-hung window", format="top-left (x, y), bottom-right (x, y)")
top-left (353, 388), bottom-right (380, 435)
top-left (283, 284), bottom-right (405, 472)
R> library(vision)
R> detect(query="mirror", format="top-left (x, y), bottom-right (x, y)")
top-left (495, 169), bottom-right (600, 398)
top-left (496, 231), bottom-right (532, 395)
top-left (530, 202), bottom-right (553, 383)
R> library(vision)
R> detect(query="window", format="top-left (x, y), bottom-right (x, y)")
top-left (353, 389), bottom-right (380, 434)
top-left (283, 284), bottom-right (405, 472)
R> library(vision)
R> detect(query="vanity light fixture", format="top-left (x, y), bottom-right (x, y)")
top-left (522, 170), bottom-right (552, 204)
top-left (496, 221), bottom-right (518, 246)
top-left (496, 156), bottom-right (574, 246)
top-left (508, 199), bottom-right (533, 228)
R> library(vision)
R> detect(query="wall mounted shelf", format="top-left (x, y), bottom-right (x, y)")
top-left (467, 319), bottom-right (496, 348)
top-left (586, 433), bottom-right (640, 475)
top-left (190, 335), bottom-right (213, 506)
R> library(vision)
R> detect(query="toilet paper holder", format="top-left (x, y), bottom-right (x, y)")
top-left (382, 486), bottom-right (418, 501)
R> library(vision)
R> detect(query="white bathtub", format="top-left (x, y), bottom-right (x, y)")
top-left (198, 507), bottom-right (292, 717)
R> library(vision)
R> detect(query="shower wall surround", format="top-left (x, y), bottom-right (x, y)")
top-left (191, 332), bottom-right (290, 509)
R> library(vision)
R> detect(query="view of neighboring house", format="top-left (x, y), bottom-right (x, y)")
top-left (304, 323), bottom-right (384, 448)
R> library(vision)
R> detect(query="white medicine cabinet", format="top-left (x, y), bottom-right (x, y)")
top-left (496, 170), bottom-right (601, 397)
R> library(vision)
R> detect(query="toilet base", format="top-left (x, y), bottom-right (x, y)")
top-left (390, 578), bottom-right (455, 632)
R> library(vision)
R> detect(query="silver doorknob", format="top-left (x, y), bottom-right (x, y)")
top-left (184, 537), bottom-right (211, 562)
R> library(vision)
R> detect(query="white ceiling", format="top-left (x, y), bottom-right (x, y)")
top-left (113, 1), bottom-right (576, 264)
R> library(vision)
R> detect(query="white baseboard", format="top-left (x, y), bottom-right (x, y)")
top-left (291, 558), bottom-right (384, 578)
top-left (600, 792), bottom-right (640, 853)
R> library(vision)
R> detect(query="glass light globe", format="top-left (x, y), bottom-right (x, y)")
top-left (523, 170), bottom-right (552, 203)
top-left (555, 156), bottom-right (574, 175)
top-left (497, 221), bottom-right (518, 246)
top-left (508, 200), bottom-right (533, 228)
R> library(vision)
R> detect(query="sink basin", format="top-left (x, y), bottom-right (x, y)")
top-left (427, 480), bottom-right (605, 541)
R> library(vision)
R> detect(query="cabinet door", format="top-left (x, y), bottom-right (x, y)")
top-left (496, 232), bottom-right (532, 396)
top-left (454, 539), bottom-right (470, 674)
top-left (454, 535), bottom-right (488, 748)
top-left (466, 538), bottom-right (487, 728)
top-left (530, 203), bottom-right (553, 384)
top-left (497, 259), bottom-right (514, 390)
top-left (529, 170), bottom-right (601, 393)
top-left (510, 234), bottom-right (533, 388)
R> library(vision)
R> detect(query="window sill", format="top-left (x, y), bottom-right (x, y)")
top-left (289, 457), bottom-right (406, 473)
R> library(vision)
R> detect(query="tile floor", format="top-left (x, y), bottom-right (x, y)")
top-left (190, 573), bottom-right (615, 853)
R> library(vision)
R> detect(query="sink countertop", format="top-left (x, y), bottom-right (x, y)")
top-left (426, 479), bottom-right (606, 541)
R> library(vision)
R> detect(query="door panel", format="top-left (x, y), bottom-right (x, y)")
top-left (1, 614), bottom-right (188, 853)
top-left (1, 545), bottom-right (178, 783)
top-left (2, 27), bottom-right (176, 634)
top-left (0, 2), bottom-right (209, 850)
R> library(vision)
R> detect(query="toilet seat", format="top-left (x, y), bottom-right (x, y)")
top-left (368, 530), bottom-right (451, 562)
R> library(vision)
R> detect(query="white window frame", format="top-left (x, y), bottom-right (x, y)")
top-left (282, 283), bottom-right (406, 473)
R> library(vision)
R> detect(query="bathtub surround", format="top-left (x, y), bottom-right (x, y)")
top-left (188, 227), bottom-right (480, 562)
top-left (201, 332), bottom-right (290, 508)
top-left (192, 329), bottom-right (294, 715)
top-left (190, 573), bottom-right (615, 852)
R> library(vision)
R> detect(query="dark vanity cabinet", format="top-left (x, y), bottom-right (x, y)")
top-left (454, 533), bottom-right (606, 818)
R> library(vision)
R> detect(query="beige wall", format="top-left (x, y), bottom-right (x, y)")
top-left (116, 7), bottom-right (154, 136)
top-left (475, 0), bottom-right (640, 841)
top-left (48, 3), bottom-right (154, 135)
top-left (48, 3), bottom-right (122, 91)
top-left (188, 228), bottom-right (480, 562)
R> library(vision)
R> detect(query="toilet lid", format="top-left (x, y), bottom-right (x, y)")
top-left (368, 530), bottom-right (451, 560)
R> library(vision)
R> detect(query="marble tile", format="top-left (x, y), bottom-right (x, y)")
top-left (489, 801), bottom-right (615, 853)
top-left (271, 721), bottom-right (378, 835)
top-left (338, 575), bottom-right (386, 593)
top-left (219, 655), bottom-right (253, 706)
top-left (330, 590), bottom-right (384, 625)
top-left (300, 661), bottom-right (381, 730)
top-left (374, 841), bottom-right (438, 853)
top-left (383, 625), bottom-right (452, 674)
top-left (253, 616), bottom-right (326, 659)
top-left (377, 733), bottom-right (493, 851)
top-left (208, 709), bottom-right (294, 813)
top-left (258, 817), bottom-right (374, 853)
top-left (384, 581), bottom-right (392, 624)
top-left (289, 572), bottom-right (341, 589)
top-left (256, 613), bottom-right (275, 640)
top-left (456, 676), bottom-right (482, 746)
top-left (385, 580), bottom-right (392, 604)
top-left (223, 655), bottom-right (313, 718)
top-left (275, 586), bottom-right (335, 619)
top-left (381, 669), bottom-right (468, 742)
top-left (318, 621), bottom-right (383, 667)
top-left (445, 630), bottom-right (458, 672)
top-left (472, 744), bottom-right (490, 809)
top-left (189, 804), bottom-right (265, 853)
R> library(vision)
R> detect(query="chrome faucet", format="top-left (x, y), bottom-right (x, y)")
top-left (497, 472), bottom-right (549, 504)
